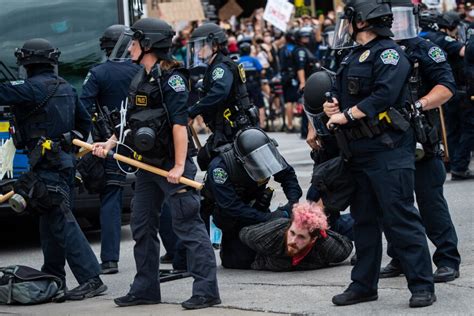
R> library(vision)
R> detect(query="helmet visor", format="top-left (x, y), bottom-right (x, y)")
top-left (109, 29), bottom-right (134, 61)
top-left (333, 15), bottom-right (358, 49)
top-left (305, 111), bottom-right (331, 137)
top-left (391, 7), bottom-right (419, 40)
top-left (186, 37), bottom-right (214, 69)
top-left (241, 143), bottom-right (287, 182)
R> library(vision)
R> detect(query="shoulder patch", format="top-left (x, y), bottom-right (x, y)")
top-left (444, 35), bottom-right (455, 42)
top-left (298, 50), bottom-right (306, 58)
top-left (380, 49), bottom-right (400, 66)
top-left (212, 67), bottom-right (225, 80)
top-left (359, 49), bottom-right (371, 63)
top-left (212, 167), bottom-right (228, 184)
top-left (168, 74), bottom-right (186, 92)
top-left (428, 46), bottom-right (446, 63)
top-left (9, 80), bottom-right (25, 86)
top-left (83, 72), bottom-right (91, 85)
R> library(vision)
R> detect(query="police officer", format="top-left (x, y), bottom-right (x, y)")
top-left (420, 11), bottom-right (474, 179)
top-left (238, 40), bottom-right (264, 111)
top-left (279, 28), bottom-right (299, 132)
top-left (466, 24), bottom-right (474, 107)
top-left (205, 127), bottom-right (302, 269)
top-left (0, 39), bottom-right (106, 300)
top-left (378, 0), bottom-right (461, 283)
top-left (80, 24), bottom-right (141, 275)
top-left (92, 18), bottom-right (220, 309)
top-left (325, 0), bottom-right (435, 307)
top-left (187, 23), bottom-right (257, 171)
top-left (294, 26), bottom-right (319, 139)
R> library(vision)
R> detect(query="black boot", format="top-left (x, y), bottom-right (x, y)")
top-left (409, 291), bottom-right (436, 308)
top-left (100, 261), bottom-right (118, 274)
top-left (114, 294), bottom-right (161, 307)
top-left (433, 266), bottom-right (460, 283)
top-left (380, 259), bottom-right (403, 278)
top-left (332, 290), bottom-right (378, 306)
top-left (181, 295), bottom-right (221, 310)
top-left (66, 277), bottom-right (107, 300)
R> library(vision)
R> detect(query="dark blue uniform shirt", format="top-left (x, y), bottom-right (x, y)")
top-left (81, 60), bottom-right (141, 113)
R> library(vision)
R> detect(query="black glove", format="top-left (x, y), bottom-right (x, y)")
top-left (274, 201), bottom-right (296, 217)
top-left (269, 209), bottom-right (290, 220)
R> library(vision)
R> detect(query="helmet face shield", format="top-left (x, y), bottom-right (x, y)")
top-left (109, 29), bottom-right (134, 61)
top-left (186, 37), bottom-right (214, 69)
top-left (240, 143), bottom-right (287, 182)
top-left (391, 7), bottom-right (419, 40)
top-left (333, 15), bottom-right (358, 49)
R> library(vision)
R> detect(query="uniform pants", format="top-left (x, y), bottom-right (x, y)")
top-left (128, 158), bottom-right (219, 301)
top-left (348, 146), bottom-right (434, 294)
top-left (444, 97), bottom-right (474, 172)
top-left (387, 157), bottom-right (460, 270)
top-left (220, 230), bottom-right (256, 269)
top-left (38, 168), bottom-right (101, 286)
top-left (159, 203), bottom-right (187, 270)
top-left (99, 156), bottom-right (125, 263)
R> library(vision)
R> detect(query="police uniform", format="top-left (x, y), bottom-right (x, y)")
top-left (188, 52), bottom-right (246, 151)
top-left (383, 37), bottom-right (461, 274)
top-left (467, 26), bottom-right (474, 106)
top-left (421, 29), bottom-right (474, 175)
top-left (80, 59), bottom-right (140, 267)
top-left (126, 65), bottom-right (219, 301)
top-left (334, 37), bottom-right (434, 295)
top-left (0, 69), bottom-right (101, 287)
top-left (279, 42), bottom-right (299, 103)
top-left (206, 154), bottom-right (302, 269)
top-left (238, 54), bottom-right (264, 108)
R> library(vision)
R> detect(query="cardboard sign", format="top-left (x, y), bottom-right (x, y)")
top-left (263, 0), bottom-right (294, 32)
top-left (146, 0), bottom-right (205, 23)
top-left (218, 0), bottom-right (243, 21)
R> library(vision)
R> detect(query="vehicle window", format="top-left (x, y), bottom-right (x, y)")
top-left (0, 0), bottom-right (119, 90)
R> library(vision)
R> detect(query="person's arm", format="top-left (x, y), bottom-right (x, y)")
top-left (188, 64), bottom-right (233, 119)
top-left (80, 70), bottom-right (99, 114)
top-left (273, 162), bottom-right (302, 206)
top-left (0, 80), bottom-right (36, 105)
top-left (206, 158), bottom-right (272, 226)
top-left (316, 230), bottom-right (353, 264)
top-left (294, 49), bottom-right (307, 91)
top-left (162, 71), bottom-right (190, 183)
top-left (239, 218), bottom-right (289, 254)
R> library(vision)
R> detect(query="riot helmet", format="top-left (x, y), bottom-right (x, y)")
top-left (418, 9), bottom-right (439, 30)
top-left (100, 24), bottom-right (127, 54)
top-left (390, 0), bottom-right (419, 40)
top-left (186, 23), bottom-right (228, 69)
top-left (234, 127), bottom-right (287, 182)
top-left (303, 70), bottom-right (334, 137)
top-left (285, 28), bottom-right (297, 44)
top-left (437, 11), bottom-right (461, 31)
top-left (295, 26), bottom-right (313, 43)
top-left (110, 18), bottom-right (175, 63)
top-left (333, 0), bottom-right (394, 49)
top-left (15, 38), bottom-right (60, 66)
top-left (322, 25), bottom-right (336, 48)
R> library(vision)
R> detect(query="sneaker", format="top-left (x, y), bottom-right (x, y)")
top-left (332, 290), bottom-right (378, 306)
top-left (100, 261), bottom-right (118, 274)
top-left (380, 260), bottom-right (403, 278)
top-left (409, 291), bottom-right (436, 308)
top-left (433, 266), bottom-right (460, 283)
top-left (160, 253), bottom-right (174, 264)
top-left (181, 295), bottom-right (221, 310)
top-left (114, 294), bottom-right (161, 307)
top-left (66, 277), bottom-right (107, 300)
top-left (451, 170), bottom-right (474, 180)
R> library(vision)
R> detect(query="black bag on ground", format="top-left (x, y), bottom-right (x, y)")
top-left (0, 265), bottom-right (63, 304)
top-left (76, 152), bottom-right (106, 194)
top-left (311, 156), bottom-right (355, 214)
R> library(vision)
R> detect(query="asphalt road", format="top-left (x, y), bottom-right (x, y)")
top-left (0, 132), bottom-right (473, 316)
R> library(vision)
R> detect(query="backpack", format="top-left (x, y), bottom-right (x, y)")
top-left (0, 265), bottom-right (64, 304)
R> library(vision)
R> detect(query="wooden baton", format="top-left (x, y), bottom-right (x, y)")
top-left (72, 139), bottom-right (203, 190)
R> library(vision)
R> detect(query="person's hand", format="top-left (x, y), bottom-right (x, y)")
top-left (91, 140), bottom-right (114, 158)
top-left (323, 97), bottom-right (340, 117)
top-left (306, 125), bottom-right (321, 150)
top-left (326, 112), bottom-right (348, 129)
top-left (167, 164), bottom-right (184, 184)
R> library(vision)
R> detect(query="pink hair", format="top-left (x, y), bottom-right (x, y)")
top-left (291, 202), bottom-right (328, 236)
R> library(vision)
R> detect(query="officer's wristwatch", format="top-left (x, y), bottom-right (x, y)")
top-left (343, 107), bottom-right (356, 122)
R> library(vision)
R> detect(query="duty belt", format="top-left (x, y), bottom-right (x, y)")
top-left (341, 120), bottom-right (387, 141)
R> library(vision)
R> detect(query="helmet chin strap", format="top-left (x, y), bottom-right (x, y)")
top-left (350, 18), bottom-right (374, 41)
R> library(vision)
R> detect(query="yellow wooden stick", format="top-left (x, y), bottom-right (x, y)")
top-left (73, 139), bottom-right (203, 190)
